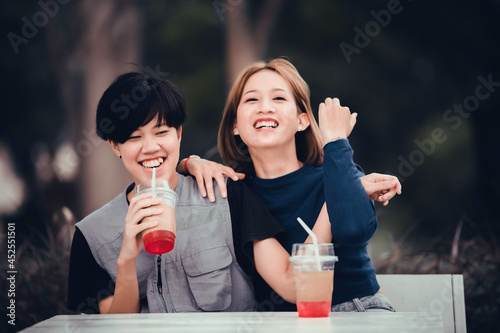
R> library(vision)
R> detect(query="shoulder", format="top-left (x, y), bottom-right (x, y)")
top-left (70, 227), bottom-right (95, 265)
top-left (300, 165), bottom-right (324, 184)
top-left (78, 186), bottom-right (129, 228)
top-left (76, 185), bottom-right (130, 248)
top-left (176, 173), bottom-right (227, 205)
top-left (227, 178), bottom-right (259, 200)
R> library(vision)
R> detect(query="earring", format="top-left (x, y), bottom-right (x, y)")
top-left (233, 128), bottom-right (239, 135)
top-left (119, 155), bottom-right (122, 159)
top-left (298, 126), bottom-right (302, 132)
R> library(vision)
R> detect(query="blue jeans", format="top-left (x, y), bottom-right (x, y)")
top-left (332, 293), bottom-right (396, 312)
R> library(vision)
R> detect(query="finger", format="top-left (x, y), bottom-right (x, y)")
top-left (135, 220), bottom-right (159, 234)
top-left (376, 174), bottom-right (402, 195)
top-left (129, 192), bottom-right (153, 205)
top-left (235, 172), bottom-right (245, 180)
top-left (204, 178), bottom-right (216, 202)
top-left (214, 173), bottom-right (227, 198)
top-left (220, 166), bottom-right (241, 181)
top-left (128, 196), bottom-right (162, 218)
top-left (318, 102), bottom-right (326, 114)
top-left (332, 97), bottom-right (340, 106)
top-left (379, 189), bottom-right (397, 202)
top-left (134, 206), bottom-right (164, 224)
top-left (351, 112), bottom-right (357, 128)
top-left (383, 200), bottom-right (390, 206)
top-left (318, 103), bottom-right (326, 124)
top-left (194, 174), bottom-right (207, 198)
top-left (374, 194), bottom-right (386, 203)
top-left (325, 97), bottom-right (333, 107)
top-left (130, 197), bottom-right (163, 213)
top-left (368, 180), bottom-right (396, 193)
top-left (395, 179), bottom-right (402, 194)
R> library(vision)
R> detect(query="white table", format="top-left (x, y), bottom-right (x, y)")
top-left (19, 312), bottom-right (444, 333)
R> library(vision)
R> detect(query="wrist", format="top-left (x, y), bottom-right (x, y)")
top-left (181, 155), bottom-right (200, 173)
top-left (117, 252), bottom-right (138, 268)
top-left (322, 136), bottom-right (348, 149)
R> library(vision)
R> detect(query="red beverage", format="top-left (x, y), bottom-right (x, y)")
top-left (142, 229), bottom-right (175, 255)
top-left (297, 301), bottom-right (332, 318)
top-left (141, 203), bottom-right (176, 255)
top-left (135, 179), bottom-right (178, 255)
top-left (290, 243), bottom-right (337, 318)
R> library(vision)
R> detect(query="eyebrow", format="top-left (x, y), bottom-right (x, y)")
top-left (243, 88), bottom-right (287, 95)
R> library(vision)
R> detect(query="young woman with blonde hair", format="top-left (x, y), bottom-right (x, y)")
top-left (183, 58), bottom-right (401, 312)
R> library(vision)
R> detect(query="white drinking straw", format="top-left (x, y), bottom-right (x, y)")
top-left (152, 167), bottom-right (156, 197)
top-left (296, 217), bottom-right (322, 270)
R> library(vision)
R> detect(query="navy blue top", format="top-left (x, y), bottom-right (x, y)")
top-left (249, 139), bottom-right (380, 309)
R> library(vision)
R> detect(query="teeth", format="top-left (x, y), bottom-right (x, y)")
top-left (141, 157), bottom-right (164, 169)
top-left (255, 121), bottom-right (277, 129)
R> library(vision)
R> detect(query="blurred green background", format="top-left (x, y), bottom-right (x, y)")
top-left (1, 0), bottom-right (499, 332)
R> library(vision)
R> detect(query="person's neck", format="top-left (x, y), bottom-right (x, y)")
top-left (250, 147), bottom-right (303, 179)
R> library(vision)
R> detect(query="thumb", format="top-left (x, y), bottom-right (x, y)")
top-left (350, 113), bottom-right (358, 130)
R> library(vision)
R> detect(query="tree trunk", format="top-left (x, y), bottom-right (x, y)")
top-left (46, 0), bottom-right (142, 217)
top-left (224, 0), bottom-right (285, 84)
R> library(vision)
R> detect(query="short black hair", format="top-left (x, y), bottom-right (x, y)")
top-left (95, 72), bottom-right (186, 144)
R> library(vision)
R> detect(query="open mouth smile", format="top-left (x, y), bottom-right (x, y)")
top-left (140, 157), bottom-right (165, 169)
top-left (254, 119), bottom-right (278, 129)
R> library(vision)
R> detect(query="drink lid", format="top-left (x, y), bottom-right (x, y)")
top-left (288, 255), bottom-right (338, 262)
top-left (134, 180), bottom-right (178, 207)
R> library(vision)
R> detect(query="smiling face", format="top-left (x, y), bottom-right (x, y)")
top-left (234, 70), bottom-right (310, 153)
top-left (109, 116), bottom-right (181, 189)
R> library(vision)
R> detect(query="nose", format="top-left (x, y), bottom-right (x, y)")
top-left (257, 98), bottom-right (275, 113)
top-left (142, 136), bottom-right (160, 153)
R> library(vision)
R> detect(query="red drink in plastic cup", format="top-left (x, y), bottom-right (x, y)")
top-left (141, 204), bottom-right (176, 254)
top-left (296, 301), bottom-right (332, 318)
top-left (135, 180), bottom-right (177, 255)
top-left (289, 244), bottom-right (337, 318)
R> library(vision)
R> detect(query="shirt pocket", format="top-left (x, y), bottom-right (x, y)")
top-left (182, 246), bottom-right (233, 311)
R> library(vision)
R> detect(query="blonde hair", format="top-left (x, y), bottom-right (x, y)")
top-left (218, 58), bottom-right (323, 175)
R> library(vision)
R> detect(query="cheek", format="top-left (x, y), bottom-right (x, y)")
top-left (236, 105), bottom-right (251, 120)
top-left (119, 144), bottom-right (136, 159)
top-left (166, 137), bottom-right (181, 152)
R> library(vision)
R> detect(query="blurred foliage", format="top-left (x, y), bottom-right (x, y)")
top-left (0, 208), bottom-right (75, 332)
top-left (374, 217), bottom-right (500, 332)
top-left (1, 0), bottom-right (499, 332)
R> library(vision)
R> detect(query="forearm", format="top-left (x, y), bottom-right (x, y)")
top-left (304, 203), bottom-right (332, 244)
top-left (323, 140), bottom-right (376, 245)
top-left (102, 258), bottom-right (141, 313)
top-left (254, 239), bottom-right (297, 303)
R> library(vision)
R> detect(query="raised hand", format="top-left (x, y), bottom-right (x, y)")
top-left (318, 97), bottom-right (358, 144)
